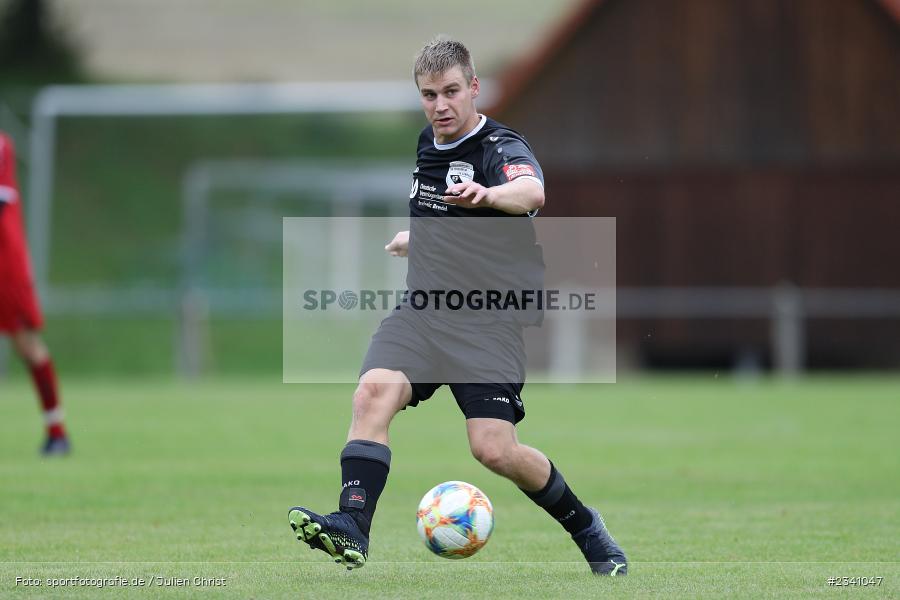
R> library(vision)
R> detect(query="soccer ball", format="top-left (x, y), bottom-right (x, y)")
top-left (416, 481), bottom-right (494, 559)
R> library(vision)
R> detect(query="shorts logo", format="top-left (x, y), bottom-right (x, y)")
top-left (502, 163), bottom-right (537, 181)
top-left (486, 396), bottom-right (510, 404)
top-left (446, 161), bottom-right (474, 188)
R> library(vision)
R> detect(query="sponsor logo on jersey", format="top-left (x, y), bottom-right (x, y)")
top-left (409, 178), bottom-right (419, 199)
top-left (445, 161), bottom-right (475, 188)
top-left (502, 163), bottom-right (537, 181)
top-left (417, 200), bottom-right (448, 212)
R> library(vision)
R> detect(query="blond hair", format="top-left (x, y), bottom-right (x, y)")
top-left (413, 36), bottom-right (475, 85)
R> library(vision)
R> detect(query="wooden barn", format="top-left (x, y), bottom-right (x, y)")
top-left (492, 0), bottom-right (900, 370)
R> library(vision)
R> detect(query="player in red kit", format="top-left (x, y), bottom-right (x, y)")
top-left (0, 131), bottom-right (70, 455)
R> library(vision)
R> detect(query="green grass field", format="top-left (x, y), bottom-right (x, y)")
top-left (1, 375), bottom-right (898, 598)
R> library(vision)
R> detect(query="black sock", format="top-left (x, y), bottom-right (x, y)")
top-left (338, 439), bottom-right (391, 537)
top-left (520, 461), bottom-right (593, 535)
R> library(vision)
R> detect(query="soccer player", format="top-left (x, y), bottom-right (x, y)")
top-left (0, 131), bottom-right (70, 455)
top-left (288, 38), bottom-right (626, 575)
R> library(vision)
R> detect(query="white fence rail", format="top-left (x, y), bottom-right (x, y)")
top-left (23, 285), bottom-right (900, 379)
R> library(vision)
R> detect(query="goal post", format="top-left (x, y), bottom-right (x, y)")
top-left (178, 159), bottom-right (411, 377)
top-left (28, 81), bottom-right (499, 297)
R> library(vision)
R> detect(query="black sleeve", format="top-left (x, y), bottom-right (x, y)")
top-left (481, 133), bottom-right (544, 188)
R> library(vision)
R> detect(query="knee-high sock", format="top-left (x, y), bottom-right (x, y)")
top-left (29, 359), bottom-right (65, 439)
top-left (338, 439), bottom-right (391, 537)
top-left (520, 461), bottom-right (593, 535)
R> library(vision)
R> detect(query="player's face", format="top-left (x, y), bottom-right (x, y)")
top-left (417, 66), bottom-right (480, 144)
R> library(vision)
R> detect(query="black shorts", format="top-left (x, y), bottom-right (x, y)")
top-left (359, 306), bottom-right (526, 424)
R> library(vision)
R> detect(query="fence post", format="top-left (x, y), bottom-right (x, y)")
top-left (177, 166), bottom-right (211, 379)
top-left (549, 283), bottom-right (587, 380)
top-left (177, 288), bottom-right (210, 379)
top-left (771, 283), bottom-right (804, 376)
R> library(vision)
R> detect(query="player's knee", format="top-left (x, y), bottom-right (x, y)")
top-left (11, 331), bottom-right (49, 365)
top-left (470, 442), bottom-right (512, 475)
top-left (351, 382), bottom-right (397, 424)
top-left (351, 383), bottom-right (380, 416)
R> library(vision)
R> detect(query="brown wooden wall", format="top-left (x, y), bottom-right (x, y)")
top-left (539, 168), bottom-right (900, 367)
top-left (499, 0), bottom-right (900, 167)
top-left (493, 0), bottom-right (900, 367)
top-left (541, 168), bottom-right (900, 287)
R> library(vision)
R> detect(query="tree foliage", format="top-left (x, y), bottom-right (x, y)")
top-left (0, 0), bottom-right (83, 83)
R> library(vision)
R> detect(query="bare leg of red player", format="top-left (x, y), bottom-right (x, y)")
top-left (12, 330), bottom-right (70, 455)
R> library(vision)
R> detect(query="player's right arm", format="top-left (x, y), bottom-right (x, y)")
top-left (385, 230), bottom-right (409, 257)
top-left (479, 132), bottom-right (545, 216)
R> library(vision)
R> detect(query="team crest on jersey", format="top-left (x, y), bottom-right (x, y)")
top-left (445, 161), bottom-right (475, 188)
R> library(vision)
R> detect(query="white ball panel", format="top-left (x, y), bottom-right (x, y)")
top-left (471, 507), bottom-right (494, 541)
top-left (416, 517), bottom-right (427, 542)
top-left (438, 488), bottom-right (470, 514)
top-left (417, 491), bottom-right (436, 512)
top-left (433, 525), bottom-right (469, 550)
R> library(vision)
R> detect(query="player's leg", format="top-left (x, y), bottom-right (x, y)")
top-left (346, 367), bottom-right (412, 444)
top-left (466, 419), bottom-right (600, 537)
top-left (289, 368), bottom-right (412, 570)
top-left (465, 415), bottom-right (627, 575)
top-left (465, 417), bottom-right (549, 488)
top-left (10, 329), bottom-right (69, 455)
top-left (340, 368), bottom-right (412, 532)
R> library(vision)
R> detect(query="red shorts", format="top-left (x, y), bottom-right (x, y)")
top-left (0, 274), bottom-right (43, 333)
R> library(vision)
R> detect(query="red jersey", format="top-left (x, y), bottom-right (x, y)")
top-left (0, 132), bottom-right (43, 332)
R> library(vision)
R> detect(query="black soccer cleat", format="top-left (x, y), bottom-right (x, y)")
top-left (572, 507), bottom-right (628, 576)
top-left (41, 436), bottom-right (71, 456)
top-left (288, 507), bottom-right (368, 570)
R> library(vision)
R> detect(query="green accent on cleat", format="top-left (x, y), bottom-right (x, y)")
top-left (318, 532), bottom-right (337, 555)
top-left (288, 508), bottom-right (367, 570)
top-left (341, 549), bottom-right (365, 569)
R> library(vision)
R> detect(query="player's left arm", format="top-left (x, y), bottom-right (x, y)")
top-left (443, 133), bottom-right (545, 215)
top-left (443, 177), bottom-right (543, 215)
